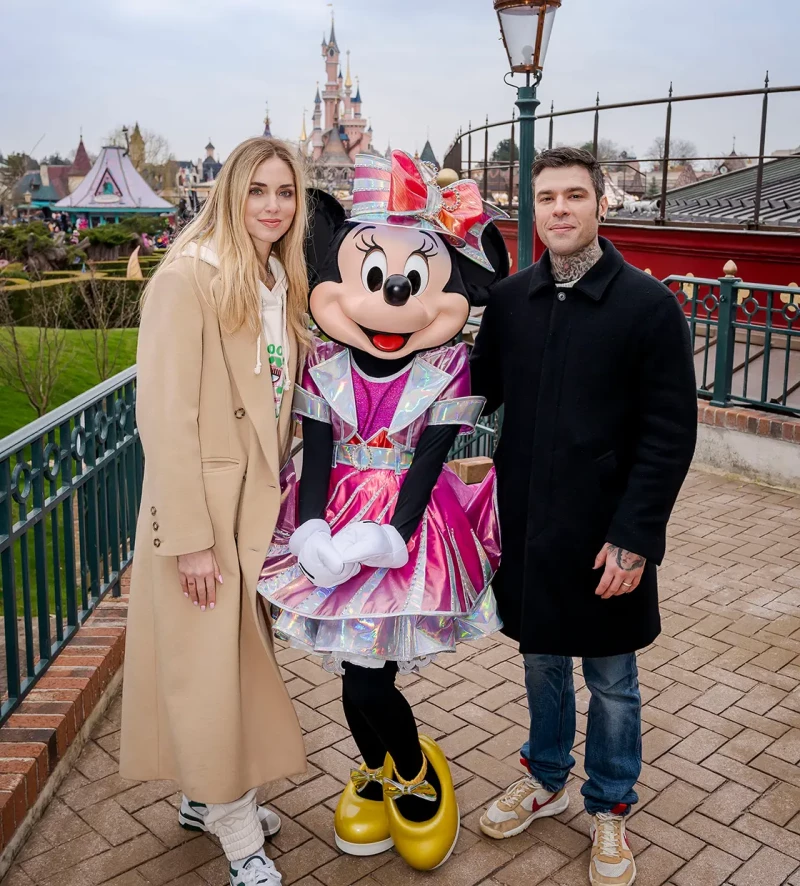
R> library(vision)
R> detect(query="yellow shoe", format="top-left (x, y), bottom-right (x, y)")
top-left (334, 762), bottom-right (394, 856)
top-left (383, 735), bottom-right (460, 871)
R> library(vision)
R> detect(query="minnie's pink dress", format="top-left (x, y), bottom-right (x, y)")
top-left (258, 339), bottom-right (501, 670)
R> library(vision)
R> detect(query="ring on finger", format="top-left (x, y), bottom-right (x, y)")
top-left (621, 581), bottom-right (634, 587)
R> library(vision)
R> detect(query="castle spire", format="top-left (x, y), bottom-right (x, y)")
top-left (263, 101), bottom-right (272, 138)
top-left (328, 10), bottom-right (338, 50)
top-left (314, 81), bottom-right (322, 104)
top-left (345, 50), bottom-right (353, 89)
top-left (300, 110), bottom-right (308, 143)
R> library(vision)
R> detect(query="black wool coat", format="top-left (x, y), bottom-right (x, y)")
top-left (470, 239), bottom-right (697, 657)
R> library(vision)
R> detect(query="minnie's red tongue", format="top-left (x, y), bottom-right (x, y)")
top-left (372, 333), bottom-right (406, 353)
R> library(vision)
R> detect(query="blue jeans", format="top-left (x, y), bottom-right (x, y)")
top-left (520, 653), bottom-right (642, 815)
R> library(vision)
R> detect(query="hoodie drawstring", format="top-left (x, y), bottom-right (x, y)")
top-left (254, 334), bottom-right (262, 375)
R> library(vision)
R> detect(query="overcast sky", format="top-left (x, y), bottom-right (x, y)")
top-left (1, 0), bottom-right (798, 167)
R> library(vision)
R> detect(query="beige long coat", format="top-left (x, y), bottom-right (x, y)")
top-left (120, 256), bottom-right (306, 804)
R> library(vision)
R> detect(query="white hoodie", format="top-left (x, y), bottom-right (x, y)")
top-left (182, 242), bottom-right (290, 417)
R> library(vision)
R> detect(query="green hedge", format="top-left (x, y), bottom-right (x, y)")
top-left (2, 277), bottom-right (144, 328)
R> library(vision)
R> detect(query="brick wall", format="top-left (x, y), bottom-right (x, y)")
top-left (0, 584), bottom-right (129, 854)
top-left (698, 403), bottom-right (800, 446)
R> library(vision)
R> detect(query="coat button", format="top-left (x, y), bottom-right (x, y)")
top-left (150, 506), bottom-right (157, 516)
top-left (153, 522), bottom-right (159, 531)
top-left (234, 408), bottom-right (246, 419)
top-left (153, 538), bottom-right (161, 548)
top-left (557, 292), bottom-right (567, 302)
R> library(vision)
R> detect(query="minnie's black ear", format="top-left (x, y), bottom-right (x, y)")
top-left (457, 222), bottom-right (511, 307)
top-left (306, 189), bottom-right (347, 287)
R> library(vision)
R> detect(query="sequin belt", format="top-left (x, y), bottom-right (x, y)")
top-left (334, 443), bottom-right (414, 473)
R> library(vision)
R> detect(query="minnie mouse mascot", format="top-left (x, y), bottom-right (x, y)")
top-left (259, 151), bottom-right (508, 870)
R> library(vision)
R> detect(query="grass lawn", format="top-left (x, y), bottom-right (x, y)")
top-left (1, 327), bottom-right (139, 624)
top-left (0, 328), bottom-right (139, 439)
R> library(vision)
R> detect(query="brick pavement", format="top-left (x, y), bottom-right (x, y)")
top-left (2, 468), bottom-right (800, 886)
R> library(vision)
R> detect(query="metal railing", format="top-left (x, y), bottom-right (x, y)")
top-left (0, 368), bottom-right (141, 725)
top-left (449, 410), bottom-right (503, 461)
top-left (664, 267), bottom-right (800, 415)
top-left (449, 319), bottom-right (503, 460)
top-left (447, 79), bottom-right (800, 231)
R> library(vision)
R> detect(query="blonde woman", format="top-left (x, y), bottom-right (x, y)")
top-left (120, 137), bottom-right (310, 886)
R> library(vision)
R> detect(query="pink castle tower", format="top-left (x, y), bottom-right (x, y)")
top-left (321, 15), bottom-right (340, 132)
top-left (342, 71), bottom-right (370, 160)
top-left (311, 83), bottom-right (324, 160)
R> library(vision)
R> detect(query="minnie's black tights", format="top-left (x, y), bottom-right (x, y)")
top-left (341, 662), bottom-right (423, 779)
top-left (341, 662), bottom-right (442, 822)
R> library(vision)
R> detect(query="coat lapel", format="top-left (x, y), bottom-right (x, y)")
top-left (222, 326), bottom-right (280, 481)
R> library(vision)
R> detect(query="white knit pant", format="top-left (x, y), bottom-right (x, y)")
top-left (204, 788), bottom-right (264, 860)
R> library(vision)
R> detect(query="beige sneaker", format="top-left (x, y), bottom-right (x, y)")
top-left (479, 775), bottom-right (569, 839)
top-left (589, 813), bottom-right (636, 885)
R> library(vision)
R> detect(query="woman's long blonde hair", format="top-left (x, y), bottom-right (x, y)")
top-left (147, 137), bottom-right (310, 347)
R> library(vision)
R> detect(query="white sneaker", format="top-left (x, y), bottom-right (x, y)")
top-left (480, 775), bottom-right (569, 839)
top-left (589, 813), bottom-right (636, 885)
top-left (229, 852), bottom-right (282, 886)
top-left (179, 796), bottom-right (282, 838)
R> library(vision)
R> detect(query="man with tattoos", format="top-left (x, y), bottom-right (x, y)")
top-left (470, 148), bottom-right (697, 885)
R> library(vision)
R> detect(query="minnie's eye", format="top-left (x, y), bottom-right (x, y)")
top-left (404, 254), bottom-right (429, 296)
top-left (361, 250), bottom-right (387, 293)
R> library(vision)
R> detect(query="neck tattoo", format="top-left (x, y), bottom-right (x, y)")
top-left (551, 240), bottom-right (603, 283)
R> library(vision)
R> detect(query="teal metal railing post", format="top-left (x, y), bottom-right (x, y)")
top-left (711, 261), bottom-right (741, 407)
top-left (516, 73), bottom-right (541, 270)
top-left (0, 460), bottom-right (21, 701)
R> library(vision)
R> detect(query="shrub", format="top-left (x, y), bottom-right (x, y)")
top-left (118, 215), bottom-right (170, 236)
top-left (0, 263), bottom-right (29, 280)
top-left (0, 222), bottom-right (86, 272)
top-left (83, 225), bottom-right (136, 248)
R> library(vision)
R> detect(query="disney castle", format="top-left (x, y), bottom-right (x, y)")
top-left (200, 16), bottom-right (440, 209)
top-left (294, 16), bottom-right (383, 201)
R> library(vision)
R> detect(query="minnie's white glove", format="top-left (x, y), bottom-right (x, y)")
top-left (289, 519), bottom-right (361, 588)
top-left (333, 521), bottom-right (410, 570)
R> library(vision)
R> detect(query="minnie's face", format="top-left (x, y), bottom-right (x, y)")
top-left (309, 223), bottom-right (469, 361)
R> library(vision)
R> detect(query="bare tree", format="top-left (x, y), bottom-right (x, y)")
top-left (575, 139), bottom-right (628, 161)
top-left (0, 282), bottom-right (71, 417)
top-left (105, 126), bottom-right (172, 167)
top-left (0, 153), bottom-right (32, 207)
top-left (73, 276), bottom-right (140, 381)
top-left (648, 137), bottom-right (698, 168)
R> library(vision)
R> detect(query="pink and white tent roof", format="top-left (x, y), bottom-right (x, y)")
top-left (55, 146), bottom-right (173, 212)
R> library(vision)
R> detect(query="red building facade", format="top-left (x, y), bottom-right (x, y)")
top-left (497, 219), bottom-right (800, 286)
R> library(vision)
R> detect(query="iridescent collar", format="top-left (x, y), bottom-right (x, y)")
top-left (388, 355), bottom-right (451, 436)
top-left (310, 347), bottom-right (453, 438)
top-left (309, 348), bottom-right (357, 429)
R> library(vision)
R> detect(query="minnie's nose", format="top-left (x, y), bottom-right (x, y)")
top-left (383, 275), bottom-right (412, 307)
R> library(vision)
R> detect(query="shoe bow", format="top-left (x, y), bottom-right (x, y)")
top-left (349, 767), bottom-right (383, 794)
top-left (383, 777), bottom-right (438, 802)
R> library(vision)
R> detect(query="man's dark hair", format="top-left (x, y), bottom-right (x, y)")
top-left (532, 147), bottom-right (605, 208)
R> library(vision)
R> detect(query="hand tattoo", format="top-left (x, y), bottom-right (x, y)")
top-left (607, 545), bottom-right (646, 571)
top-left (550, 240), bottom-right (603, 283)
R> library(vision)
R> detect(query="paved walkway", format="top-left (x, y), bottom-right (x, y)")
top-left (2, 468), bottom-right (800, 886)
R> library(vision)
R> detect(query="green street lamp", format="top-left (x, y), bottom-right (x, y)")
top-left (494, 0), bottom-right (561, 268)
